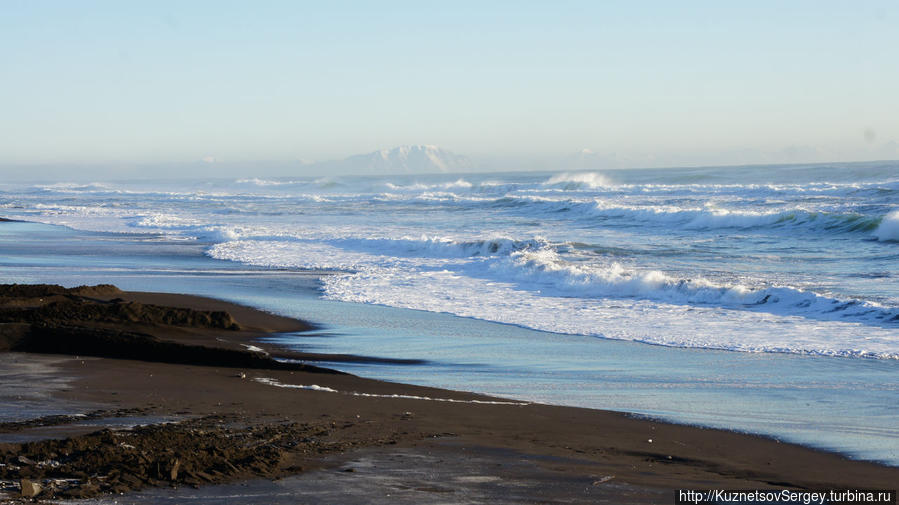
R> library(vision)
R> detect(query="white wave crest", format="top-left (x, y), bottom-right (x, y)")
top-left (497, 249), bottom-right (898, 324)
top-left (34, 182), bottom-right (118, 193)
top-left (544, 172), bottom-right (612, 189)
top-left (874, 210), bottom-right (899, 241)
top-left (235, 177), bottom-right (296, 186)
top-left (496, 196), bottom-right (883, 234)
top-left (384, 178), bottom-right (474, 192)
top-left (326, 236), bottom-right (546, 259)
top-left (134, 214), bottom-right (199, 229)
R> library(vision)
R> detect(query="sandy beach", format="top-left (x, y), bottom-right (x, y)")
top-left (1, 284), bottom-right (896, 503)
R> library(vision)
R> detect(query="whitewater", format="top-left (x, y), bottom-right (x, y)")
top-left (2, 161), bottom-right (898, 359)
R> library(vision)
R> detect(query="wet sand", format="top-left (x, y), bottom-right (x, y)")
top-left (1, 285), bottom-right (897, 502)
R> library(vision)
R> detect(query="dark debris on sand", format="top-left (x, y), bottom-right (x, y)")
top-left (0, 414), bottom-right (407, 500)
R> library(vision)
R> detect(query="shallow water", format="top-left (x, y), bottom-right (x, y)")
top-left (53, 446), bottom-right (664, 505)
top-left (0, 415), bottom-right (186, 444)
top-left (1, 220), bottom-right (897, 465)
top-left (0, 354), bottom-right (90, 423)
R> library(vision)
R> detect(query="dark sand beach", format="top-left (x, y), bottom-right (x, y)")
top-left (1, 284), bottom-right (897, 503)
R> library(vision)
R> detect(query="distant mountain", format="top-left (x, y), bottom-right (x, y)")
top-left (312, 145), bottom-right (473, 175)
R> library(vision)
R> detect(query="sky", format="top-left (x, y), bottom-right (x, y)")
top-left (1, 1), bottom-right (897, 176)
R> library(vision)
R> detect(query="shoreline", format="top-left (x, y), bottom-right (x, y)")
top-left (1, 285), bottom-right (897, 501)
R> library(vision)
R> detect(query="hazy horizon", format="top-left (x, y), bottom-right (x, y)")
top-left (2, 1), bottom-right (897, 178)
top-left (2, 151), bottom-right (897, 183)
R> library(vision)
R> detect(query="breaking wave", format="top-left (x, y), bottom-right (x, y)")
top-left (5, 164), bottom-right (898, 359)
top-left (495, 247), bottom-right (898, 324)
top-left (874, 210), bottom-right (899, 242)
top-left (543, 172), bottom-right (613, 189)
top-left (208, 234), bottom-right (899, 328)
top-left (488, 196), bottom-right (887, 236)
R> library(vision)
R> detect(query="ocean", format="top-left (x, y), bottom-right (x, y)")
top-left (1, 161), bottom-right (898, 463)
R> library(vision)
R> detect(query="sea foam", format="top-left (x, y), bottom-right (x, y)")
top-left (874, 210), bottom-right (899, 241)
top-left (208, 232), bottom-right (899, 358)
top-left (5, 166), bottom-right (898, 360)
top-left (544, 172), bottom-right (613, 189)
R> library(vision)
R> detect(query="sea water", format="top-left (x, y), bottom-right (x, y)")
top-left (1, 161), bottom-right (897, 463)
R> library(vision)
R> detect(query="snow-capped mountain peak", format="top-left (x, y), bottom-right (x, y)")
top-left (351, 145), bottom-right (472, 173)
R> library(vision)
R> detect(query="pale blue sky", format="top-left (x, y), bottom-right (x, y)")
top-left (1, 1), bottom-right (897, 174)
